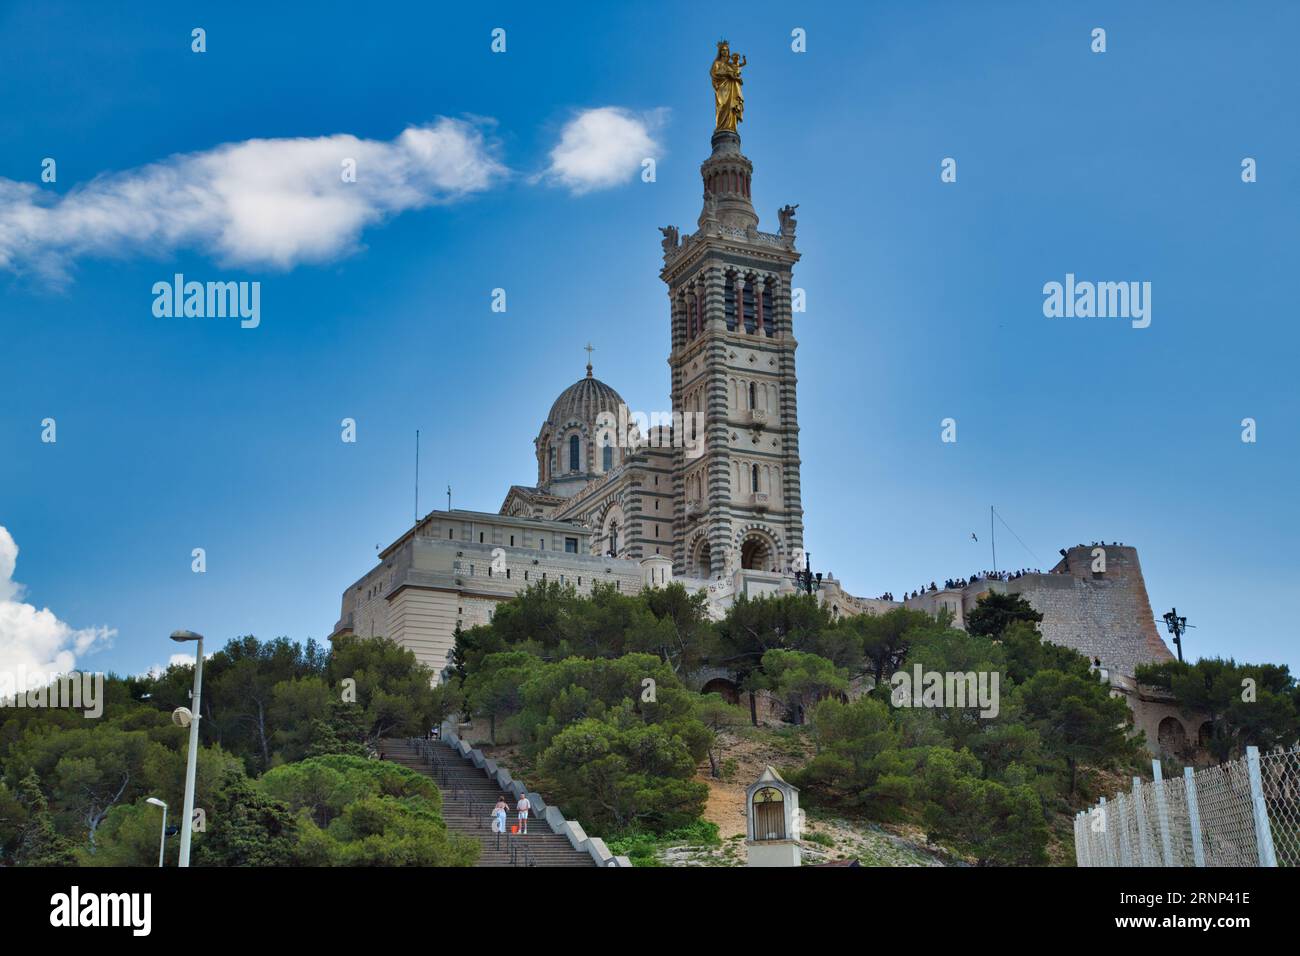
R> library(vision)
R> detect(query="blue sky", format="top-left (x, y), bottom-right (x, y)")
top-left (1, 1), bottom-right (1296, 678)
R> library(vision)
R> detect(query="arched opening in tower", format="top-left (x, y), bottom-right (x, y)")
top-left (741, 536), bottom-right (771, 571)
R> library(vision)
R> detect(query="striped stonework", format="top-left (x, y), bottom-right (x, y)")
top-left (661, 127), bottom-right (804, 579)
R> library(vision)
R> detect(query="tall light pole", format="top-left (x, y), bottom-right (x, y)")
top-left (170, 629), bottom-right (204, 867)
top-left (794, 552), bottom-right (822, 595)
top-left (145, 797), bottom-right (168, 867)
top-left (1161, 609), bottom-right (1190, 663)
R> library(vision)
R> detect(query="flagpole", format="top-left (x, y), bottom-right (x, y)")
top-left (990, 506), bottom-right (997, 574)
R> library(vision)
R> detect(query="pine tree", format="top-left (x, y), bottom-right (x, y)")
top-left (194, 768), bottom-right (297, 867)
top-left (11, 771), bottom-right (76, 867)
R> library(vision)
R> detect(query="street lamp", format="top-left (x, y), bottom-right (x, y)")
top-left (1161, 609), bottom-right (1190, 663)
top-left (145, 797), bottom-right (168, 867)
top-left (794, 552), bottom-right (822, 595)
top-left (170, 629), bottom-right (204, 867)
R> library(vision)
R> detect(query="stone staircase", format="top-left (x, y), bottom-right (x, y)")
top-left (381, 737), bottom-right (598, 867)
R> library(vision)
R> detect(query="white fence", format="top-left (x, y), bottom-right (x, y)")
top-left (1075, 745), bottom-right (1300, 867)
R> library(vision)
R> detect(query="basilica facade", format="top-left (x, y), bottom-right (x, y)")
top-left (331, 97), bottom-right (809, 676)
top-left (499, 122), bottom-right (806, 582)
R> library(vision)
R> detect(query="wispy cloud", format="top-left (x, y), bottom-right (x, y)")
top-left (142, 652), bottom-right (211, 680)
top-left (0, 118), bottom-right (506, 281)
top-left (541, 107), bottom-right (667, 195)
top-left (0, 526), bottom-right (114, 678)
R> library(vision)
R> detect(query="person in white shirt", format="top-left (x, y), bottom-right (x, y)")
top-left (516, 795), bottom-right (531, 834)
top-left (492, 797), bottom-right (508, 848)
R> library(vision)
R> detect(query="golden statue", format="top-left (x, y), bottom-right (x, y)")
top-left (711, 40), bottom-right (746, 132)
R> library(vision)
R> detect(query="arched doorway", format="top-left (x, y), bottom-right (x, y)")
top-left (691, 539), bottom-right (712, 578)
top-left (701, 677), bottom-right (740, 705)
top-left (1157, 717), bottom-right (1187, 756)
top-left (601, 504), bottom-right (625, 559)
top-left (740, 535), bottom-right (772, 571)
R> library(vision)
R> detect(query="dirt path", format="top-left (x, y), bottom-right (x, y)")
top-left (686, 724), bottom-right (950, 866)
top-left (697, 725), bottom-right (814, 839)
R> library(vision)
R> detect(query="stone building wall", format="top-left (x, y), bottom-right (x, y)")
top-left (337, 563), bottom-right (396, 642)
top-left (333, 523), bottom-right (650, 679)
top-left (386, 588), bottom-right (459, 672)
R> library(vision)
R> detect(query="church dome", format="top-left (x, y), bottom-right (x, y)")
top-left (546, 367), bottom-right (625, 427)
top-left (536, 360), bottom-right (628, 497)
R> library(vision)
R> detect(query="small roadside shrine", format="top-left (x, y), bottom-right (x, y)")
top-left (746, 766), bottom-right (801, 867)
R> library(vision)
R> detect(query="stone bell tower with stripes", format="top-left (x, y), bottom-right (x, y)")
top-left (659, 44), bottom-right (805, 580)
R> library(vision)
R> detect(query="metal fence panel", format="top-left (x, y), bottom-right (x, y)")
top-left (1076, 747), bottom-right (1298, 868)
top-left (1193, 758), bottom-right (1259, 866)
top-left (1258, 748), bottom-right (1300, 867)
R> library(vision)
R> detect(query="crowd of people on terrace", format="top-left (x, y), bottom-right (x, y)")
top-left (869, 542), bottom-right (1128, 604)
top-left (878, 569), bottom-right (1047, 603)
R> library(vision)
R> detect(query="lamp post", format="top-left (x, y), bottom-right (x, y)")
top-left (145, 797), bottom-right (168, 867)
top-left (170, 629), bottom-right (204, 867)
top-left (1161, 609), bottom-right (1189, 662)
top-left (794, 552), bottom-right (821, 595)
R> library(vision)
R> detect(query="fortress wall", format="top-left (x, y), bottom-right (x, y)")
top-left (818, 579), bottom-right (899, 620)
top-left (966, 545), bottom-right (1175, 677)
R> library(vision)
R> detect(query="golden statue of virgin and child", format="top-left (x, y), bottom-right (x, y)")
top-left (711, 41), bottom-right (746, 132)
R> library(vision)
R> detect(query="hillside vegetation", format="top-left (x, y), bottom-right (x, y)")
top-left (5, 584), bottom-right (1294, 867)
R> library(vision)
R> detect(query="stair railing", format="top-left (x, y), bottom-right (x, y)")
top-left (472, 799), bottom-right (490, 830)
top-left (508, 835), bottom-right (537, 867)
top-left (401, 738), bottom-right (535, 856)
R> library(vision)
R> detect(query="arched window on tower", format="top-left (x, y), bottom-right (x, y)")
top-left (569, 434), bottom-right (580, 472)
top-left (724, 274), bottom-right (737, 331)
top-left (742, 280), bottom-right (756, 333)
top-left (602, 441), bottom-right (613, 472)
top-left (748, 381), bottom-right (757, 410)
top-left (751, 463), bottom-right (759, 493)
top-left (761, 281), bottom-right (775, 337)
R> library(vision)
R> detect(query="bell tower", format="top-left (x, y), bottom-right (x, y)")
top-left (660, 44), bottom-right (805, 580)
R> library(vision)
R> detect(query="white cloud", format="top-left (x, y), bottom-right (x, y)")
top-left (541, 107), bottom-right (666, 195)
top-left (0, 526), bottom-right (115, 682)
top-left (141, 652), bottom-right (210, 681)
top-left (0, 118), bottom-right (506, 281)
